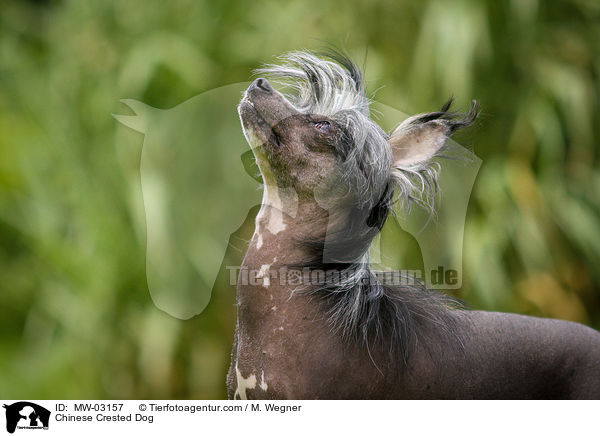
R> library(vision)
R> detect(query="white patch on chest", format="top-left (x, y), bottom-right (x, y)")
top-left (259, 370), bottom-right (268, 391)
top-left (257, 184), bottom-right (298, 235)
top-left (234, 364), bottom-right (257, 400)
top-left (249, 138), bottom-right (297, 236)
top-left (256, 264), bottom-right (271, 287)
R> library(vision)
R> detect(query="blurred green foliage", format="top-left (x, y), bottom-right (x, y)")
top-left (0, 0), bottom-right (599, 399)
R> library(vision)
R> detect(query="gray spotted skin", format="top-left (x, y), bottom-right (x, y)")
top-left (228, 50), bottom-right (600, 399)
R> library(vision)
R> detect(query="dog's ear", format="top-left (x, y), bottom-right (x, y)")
top-left (388, 99), bottom-right (478, 169)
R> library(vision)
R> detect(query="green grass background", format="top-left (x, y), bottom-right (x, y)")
top-left (1, 0), bottom-right (599, 399)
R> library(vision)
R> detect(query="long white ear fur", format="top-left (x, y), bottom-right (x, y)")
top-left (388, 99), bottom-right (479, 212)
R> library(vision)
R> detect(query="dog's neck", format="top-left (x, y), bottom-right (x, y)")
top-left (248, 182), bottom-right (328, 266)
top-left (233, 184), bottom-right (328, 363)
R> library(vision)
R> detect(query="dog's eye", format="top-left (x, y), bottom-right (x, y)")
top-left (314, 120), bottom-right (332, 134)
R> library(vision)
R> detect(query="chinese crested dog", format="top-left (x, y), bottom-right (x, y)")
top-left (228, 50), bottom-right (600, 399)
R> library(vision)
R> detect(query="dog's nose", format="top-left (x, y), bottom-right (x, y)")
top-left (251, 78), bottom-right (273, 93)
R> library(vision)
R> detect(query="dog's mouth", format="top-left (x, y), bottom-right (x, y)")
top-left (239, 97), bottom-right (282, 149)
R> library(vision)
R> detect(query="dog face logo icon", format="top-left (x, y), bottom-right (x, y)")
top-left (3, 402), bottom-right (50, 433)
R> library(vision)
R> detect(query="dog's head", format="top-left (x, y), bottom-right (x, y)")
top-left (238, 50), bottom-right (478, 221)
